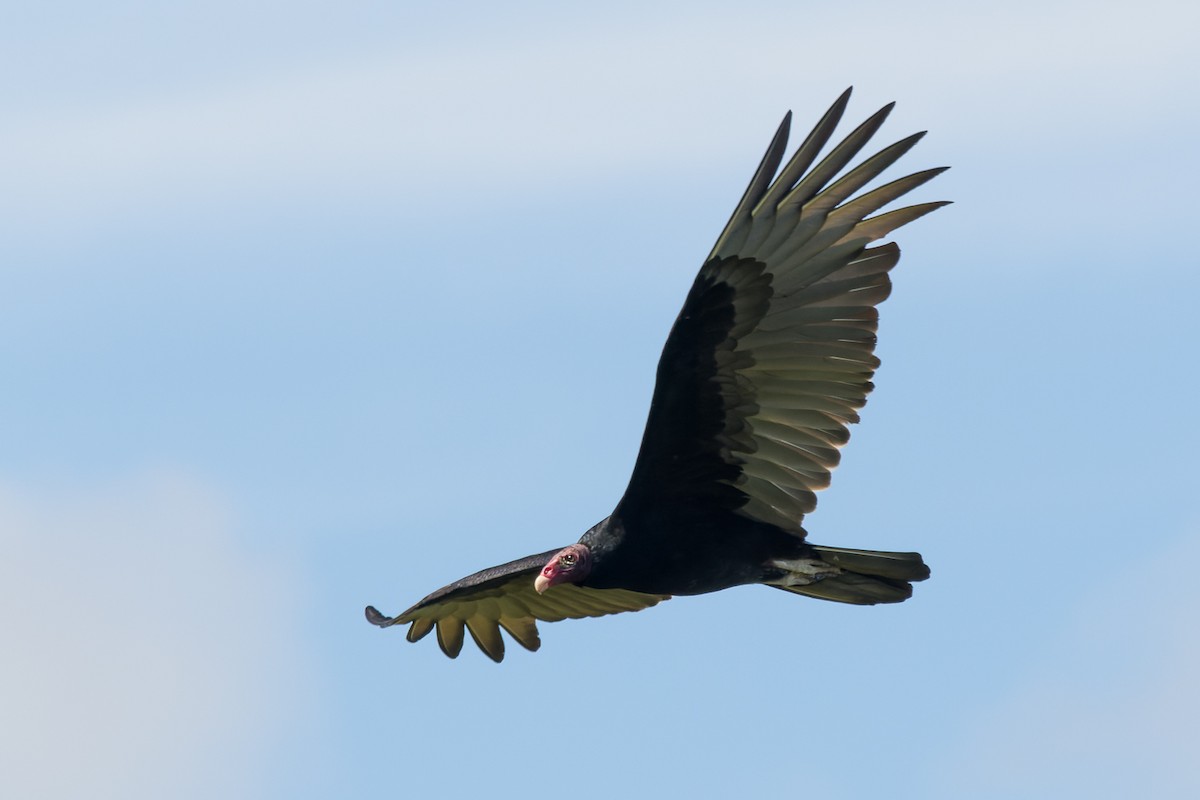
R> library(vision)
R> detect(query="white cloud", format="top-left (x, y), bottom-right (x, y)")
top-left (938, 529), bottom-right (1200, 798)
top-left (0, 0), bottom-right (1192, 240)
top-left (0, 472), bottom-right (312, 800)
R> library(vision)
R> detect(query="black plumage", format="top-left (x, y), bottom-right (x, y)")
top-left (367, 89), bottom-right (947, 662)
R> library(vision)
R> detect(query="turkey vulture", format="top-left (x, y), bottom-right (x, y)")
top-left (367, 88), bottom-right (947, 661)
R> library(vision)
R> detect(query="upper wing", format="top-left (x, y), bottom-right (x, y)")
top-left (619, 89), bottom-right (948, 533)
top-left (366, 550), bottom-right (669, 662)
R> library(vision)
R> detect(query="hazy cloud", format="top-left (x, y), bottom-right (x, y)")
top-left (0, 473), bottom-right (313, 800)
top-left (939, 529), bottom-right (1200, 798)
top-left (1, 0), bottom-right (1192, 240)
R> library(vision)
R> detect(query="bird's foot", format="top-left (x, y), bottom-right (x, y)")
top-left (766, 558), bottom-right (844, 587)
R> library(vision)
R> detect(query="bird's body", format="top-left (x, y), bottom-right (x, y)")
top-left (367, 89), bottom-right (947, 661)
top-left (579, 512), bottom-right (783, 595)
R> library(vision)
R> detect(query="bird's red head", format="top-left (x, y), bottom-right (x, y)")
top-left (534, 544), bottom-right (592, 594)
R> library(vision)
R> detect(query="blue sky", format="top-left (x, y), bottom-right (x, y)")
top-left (3, 1), bottom-right (1198, 797)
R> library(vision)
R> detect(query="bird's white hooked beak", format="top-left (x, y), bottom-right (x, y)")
top-left (534, 573), bottom-right (551, 594)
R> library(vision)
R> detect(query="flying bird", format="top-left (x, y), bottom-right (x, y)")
top-left (367, 88), bottom-right (948, 661)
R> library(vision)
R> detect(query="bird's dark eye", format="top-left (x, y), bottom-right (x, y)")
top-left (560, 553), bottom-right (577, 566)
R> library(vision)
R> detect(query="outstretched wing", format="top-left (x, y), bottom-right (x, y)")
top-left (366, 550), bottom-right (669, 662)
top-left (619, 88), bottom-right (949, 533)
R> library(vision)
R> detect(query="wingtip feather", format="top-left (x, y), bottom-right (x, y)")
top-left (364, 605), bottom-right (395, 627)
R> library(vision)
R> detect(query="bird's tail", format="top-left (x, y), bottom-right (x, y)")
top-left (776, 545), bottom-right (930, 605)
